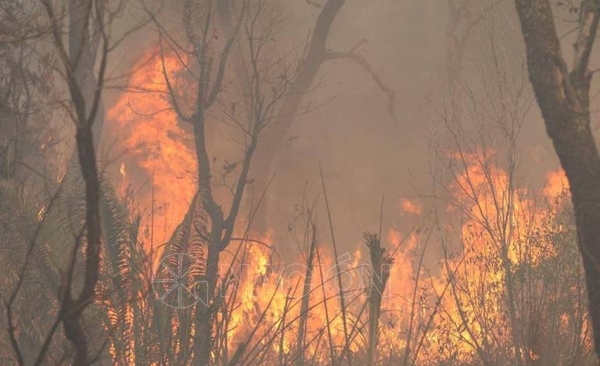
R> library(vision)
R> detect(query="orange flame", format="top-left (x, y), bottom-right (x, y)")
top-left (106, 47), bottom-right (197, 246)
top-left (103, 47), bottom-right (589, 364)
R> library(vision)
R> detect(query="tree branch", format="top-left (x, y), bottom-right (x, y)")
top-left (571, 0), bottom-right (600, 83)
top-left (326, 49), bottom-right (398, 122)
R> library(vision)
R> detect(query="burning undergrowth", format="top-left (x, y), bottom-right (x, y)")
top-left (92, 49), bottom-right (593, 365)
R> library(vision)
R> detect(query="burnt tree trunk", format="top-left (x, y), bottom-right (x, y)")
top-left (40, 0), bottom-right (106, 363)
top-left (514, 0), bottom-right (600, 358)
top-left (64, 0), bottom-right (105, 363)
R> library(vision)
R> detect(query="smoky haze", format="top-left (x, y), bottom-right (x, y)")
top-left (101, 0), bottom-right (572, 259)
top-left (6, 0), bottom-right (600, 364)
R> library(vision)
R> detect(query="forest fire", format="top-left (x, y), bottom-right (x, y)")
top-left (180, 160), bottom-right (580, 364)
top-left (4, 0), bottom-right (600, 365)
top-left (99, 47), bottom-right (590, 364)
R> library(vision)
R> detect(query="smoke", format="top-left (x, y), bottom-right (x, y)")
top-left (101, 0), bottom-right (569, 261)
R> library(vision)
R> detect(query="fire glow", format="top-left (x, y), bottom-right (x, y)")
top-left (104, 48), bottom-right (589, 365)
top-left (106, 47), bottom-right (197, 246)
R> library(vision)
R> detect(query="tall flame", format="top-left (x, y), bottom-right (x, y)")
top-left (106, 47), bottom-right (197, 246)
top-left (103, 47), bottom-right (588, 364)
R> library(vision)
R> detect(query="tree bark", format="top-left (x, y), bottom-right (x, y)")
top-left (514, 0), bottom-right (600, 358)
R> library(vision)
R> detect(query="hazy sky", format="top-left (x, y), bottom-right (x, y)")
top-left (102, 0), bottom-right (597, 258)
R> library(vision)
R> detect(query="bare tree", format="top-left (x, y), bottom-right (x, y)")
top-left (415, 2), bottom-right (595, 364)
top-left (217, 0), bottom-right (398, 231)
top-left (38, 0), bottom-right (107, 364)
top-left (1, 0), bottom-right (125, 364)
top-left (513, 0), bottom-right (600, 359)
top-left (148, 0), bottom-right (298, 363)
